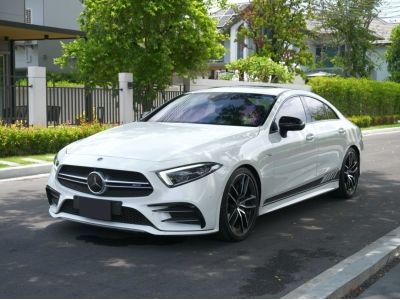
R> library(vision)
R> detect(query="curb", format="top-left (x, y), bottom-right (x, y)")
top-left (282, 226), bottom-right (400, 299)
top-left (0, 163), bottom-right (52, 180)
top-left (363, 127), bottom-right (400, 136)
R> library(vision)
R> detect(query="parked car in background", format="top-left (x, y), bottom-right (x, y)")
top-left (47, 87), bottom-right (363, 241)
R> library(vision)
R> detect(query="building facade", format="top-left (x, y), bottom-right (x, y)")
top-left (14, 0), bottom-right (83, 74)
top-left (0, 0), bottom-right (82, 123)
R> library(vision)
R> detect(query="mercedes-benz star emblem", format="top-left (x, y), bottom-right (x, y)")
top-left (87, 171), bottom-right (106, 195)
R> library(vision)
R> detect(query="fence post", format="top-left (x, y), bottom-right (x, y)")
top-left (118, 72), bottom-right (134, 124)
top-left (28, 66), bottom-right (47, 127)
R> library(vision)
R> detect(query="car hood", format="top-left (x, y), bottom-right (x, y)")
top-left (66, 122), bottom-right (260, 162)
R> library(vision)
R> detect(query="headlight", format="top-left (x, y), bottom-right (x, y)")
top-left (53, 153), bottom-right (59, 168)
top-left (157, 162), bottom-right (222, 187)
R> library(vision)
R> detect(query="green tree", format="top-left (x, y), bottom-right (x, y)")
top-left (55, 0), bottom-right (224, 104)
top-left (316, 0), bottom-right (382, 77)
top-left (387, 24), bottom-right (400, 82)
top-left (235, 0), bottom-right (314, 79)
top-left (227, 56), bottom-right (295, 83)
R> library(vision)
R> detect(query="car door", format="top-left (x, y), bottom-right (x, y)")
top-left (262, 96), bottom-right (318, 205)
top-left (302, 96), bottom-right (347, 179)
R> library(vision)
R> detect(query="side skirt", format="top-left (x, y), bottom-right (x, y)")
top-left (259, 180), bottom-right (339, 216)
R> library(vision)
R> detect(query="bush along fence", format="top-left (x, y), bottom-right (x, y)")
top-left (0, 67), bottom-right (184, 127)
top-left (309, 77), bottom-right (400, 127)
top-left (0, 123), bottom-right (109, 158)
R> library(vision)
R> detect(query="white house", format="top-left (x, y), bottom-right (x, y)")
top-left (210, 6), bottom-right (399, 81)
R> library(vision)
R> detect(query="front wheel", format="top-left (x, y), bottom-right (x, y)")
top-left (218, 168), bottom-right (260, 241)
top-left (336, 147), bottom-right (360, 199)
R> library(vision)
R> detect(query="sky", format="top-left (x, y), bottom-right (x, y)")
top-left (228, 0), bottom-right (400, 23)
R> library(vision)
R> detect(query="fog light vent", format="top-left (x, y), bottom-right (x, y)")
top-left (149, 203), bottom-right (206, 228)
top-left (46, 186), bottom-right (60, 206)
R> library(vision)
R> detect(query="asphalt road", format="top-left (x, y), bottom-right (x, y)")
top-left (0, 130), bottom-right (399, 298)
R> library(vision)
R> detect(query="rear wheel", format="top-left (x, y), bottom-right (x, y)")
top-left (218, 168), bottom-right (260, 241)
top-left (336, 148), bottom-right (360, 199)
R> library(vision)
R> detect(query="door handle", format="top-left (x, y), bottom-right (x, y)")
top-left (306, 133), bottom-right (315, 141)
top-left (338, 128), bottom-right (346, 134)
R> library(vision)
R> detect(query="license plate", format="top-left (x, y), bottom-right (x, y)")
top-left (77, 197), bottom-right (112, 221)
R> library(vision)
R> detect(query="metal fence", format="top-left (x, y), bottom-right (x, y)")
top-left (0, 77), bottom-right (29, 126)
top-left (46, 87), bottom-right (119, 126)
top-left (1, 81), bottom-right (183, 127)
top-left (133, 88), bottom-right (184, 121)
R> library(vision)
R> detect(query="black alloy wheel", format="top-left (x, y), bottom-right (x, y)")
top-left (336, 147), bottom-right (360, 198)
top-left (219, 168), bottom-right (260, 241)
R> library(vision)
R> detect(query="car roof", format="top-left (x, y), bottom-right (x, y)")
top-left (189, 87), bottom-right (291, 97)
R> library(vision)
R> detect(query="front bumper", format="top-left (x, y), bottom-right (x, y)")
top-left (47, 155), bottom-right (229, 235)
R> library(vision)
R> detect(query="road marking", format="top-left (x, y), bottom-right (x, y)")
top-left (0, 173), bottom-right (50, 183)
top-left (282, 226), bottom-right (400, 299)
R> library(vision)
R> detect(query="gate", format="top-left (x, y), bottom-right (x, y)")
top-left (0, 76), bottom-right (29, 126)
top-left (132, 87), bottom-right (184, 121)
top-left (46, 86), bottom-right (119, 126)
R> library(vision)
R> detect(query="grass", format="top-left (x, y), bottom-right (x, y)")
top-left (0, 153), bottom-right (55, 168)
top-left (362, 123), bottom-right (400, 131)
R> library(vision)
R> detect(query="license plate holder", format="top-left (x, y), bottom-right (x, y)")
top-left (77, 197), bottom-right (112, 221)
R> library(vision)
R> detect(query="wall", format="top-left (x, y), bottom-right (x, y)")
top-left (25, 0), bottom-right (44, 25)
top-left (0, 0), bottom-right (25, 22)
top-left (43, 0), bottom-right (82, 30)
top-left (370, 44), bottom-right (390, 81)
top-left (38, 0), bottom-right (82, 72)
top-left (14, 0), bottom-right (83, 74)
top-left (189, 78), bottom-right (310, 91)
top-left (38, 39), bottom-right (75, 73)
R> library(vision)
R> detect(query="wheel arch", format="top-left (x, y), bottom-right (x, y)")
top-left (237, 164), bottom-right (262, 204)
top-left (349, 144), bottom-right (361, 174)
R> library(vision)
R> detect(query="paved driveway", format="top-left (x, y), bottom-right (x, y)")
top-left (0, 131), bottom-right (399, 298)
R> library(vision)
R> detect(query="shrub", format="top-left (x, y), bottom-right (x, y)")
top-left (309, 77), bottom-right (400, 116)
top-left (226, 56), bottom-right (295, 83)
top-left (348, 114), bottom-right (400, 127)
top-left (347, 115), bottom-right (372, 128)
top-left (0, 123), bottom-right (111, 157)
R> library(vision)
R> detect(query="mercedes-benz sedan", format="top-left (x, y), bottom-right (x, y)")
top-left (46, 87), bottom-right (363, 241)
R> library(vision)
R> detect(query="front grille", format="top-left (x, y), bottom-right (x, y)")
top-left (149, 203), bottom-right (206, 228)
top-left (57, 165), bottom-right (153, 197)
top-left (59, 199), bottom-right (153, 226)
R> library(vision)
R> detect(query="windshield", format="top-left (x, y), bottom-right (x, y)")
top-left (147, 92), bottom-right (276, 127)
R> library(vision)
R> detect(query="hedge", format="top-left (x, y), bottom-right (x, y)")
top-left (309, 77), bottom-right (400, 116)
top-left (0, 123), bottom-right (110, 158)
top-left (347, 114), bottom-right (400, 128)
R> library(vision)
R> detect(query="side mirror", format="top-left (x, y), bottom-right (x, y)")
top-left (279, 116), bottom-right (305, 138)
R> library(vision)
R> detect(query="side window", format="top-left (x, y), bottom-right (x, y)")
top-left (304, 97), bottom-right (338, 121)
top-left (275, 97), bottom-right (307, 124)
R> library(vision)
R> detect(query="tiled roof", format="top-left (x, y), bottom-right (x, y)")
top-left (370, 18), bottom-right (399, 44)
top-left (211, 5), bottom-right (398, 44)
top-left (307, 18), bottom-right (398, 44)
top-left (210, 4), bottom-right (248, 29)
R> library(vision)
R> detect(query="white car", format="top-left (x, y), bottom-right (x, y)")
top-left (47, 87), bottom-right (363, 241)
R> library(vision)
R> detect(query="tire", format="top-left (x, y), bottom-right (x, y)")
top-left (218, 168), bottom-right (260, 242)
top-left (336, 147), bottom-right (360, 199)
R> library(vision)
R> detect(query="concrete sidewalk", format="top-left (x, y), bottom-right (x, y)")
top-left (357, 261), bottom-right (400, 298)
top-left (283, 226), bottom-right (400, 299)
top-left (0, 163), bottom-right (52, 180)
